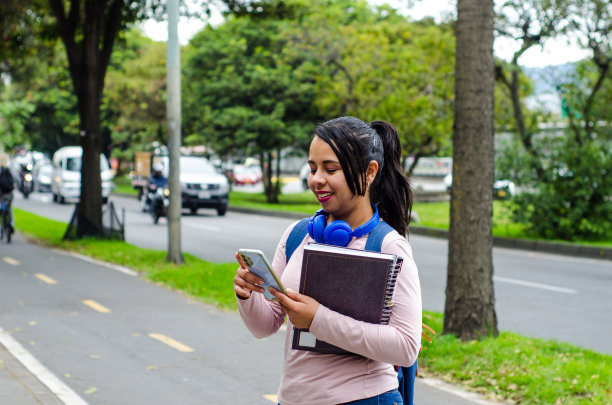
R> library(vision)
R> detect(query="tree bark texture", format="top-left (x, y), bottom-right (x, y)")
top-left (444, 0), bottom-right (498, 340)
top-left (49, 0), bottom-right (123, 236)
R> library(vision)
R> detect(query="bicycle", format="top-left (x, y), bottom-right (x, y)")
top-left (0, 196), bottom-right (11, 244)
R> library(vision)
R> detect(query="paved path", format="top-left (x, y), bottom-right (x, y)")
top-left (0, 232), bottom-right (507, 405)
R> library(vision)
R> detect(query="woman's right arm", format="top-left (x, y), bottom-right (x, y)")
top-left (234, 222), bottom-right (297, 338)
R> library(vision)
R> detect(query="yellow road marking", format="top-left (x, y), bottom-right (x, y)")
top-left (82, 299), bottom-right (111, 314)
top-left (263, 394), bottom-right (278, 402)
top-left (34, 273), bottom-right (57, 285)
top-left (2, 257), bottom-right (20, 266)
top-left (148, 333), bottom-right (194, 353)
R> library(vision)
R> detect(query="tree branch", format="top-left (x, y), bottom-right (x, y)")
top-left (98, 0), bottom-right (124, 96)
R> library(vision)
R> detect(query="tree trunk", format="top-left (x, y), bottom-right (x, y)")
top-left (49, 0), bottom-right (124, 237)
top-left (444, 0), bottom-right (498, 340)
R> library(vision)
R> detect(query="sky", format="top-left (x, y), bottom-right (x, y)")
top-left (140, 0), bottom-right (591, 68)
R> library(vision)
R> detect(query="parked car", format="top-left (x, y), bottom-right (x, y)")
top-left (493, 180), bottom-right (516, 200)
top-left (33, 163), bottom-right (53, 192)
top-left (228, 164), bottom-right (262, 185)
top-left (51, 146), bottom-right (113, 204)
top-left (180, 156), bottom-right (230, 216)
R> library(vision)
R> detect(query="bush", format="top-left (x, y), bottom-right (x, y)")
top-left (511, 136), bottom-right (612, 241)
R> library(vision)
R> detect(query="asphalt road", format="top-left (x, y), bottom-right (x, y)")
top-left (13, 191), bottom-right (612, 355)
top-left (3, 189), bottom-right (611, 404)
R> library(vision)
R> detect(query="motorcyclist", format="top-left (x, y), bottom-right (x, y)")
top-left (0, 153), bottom-right (16, 234)
top-left (141, 163), bottom-right (167, 211)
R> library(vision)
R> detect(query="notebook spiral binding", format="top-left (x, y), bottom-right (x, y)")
top-left (380, 257), bottom-right (404, 325)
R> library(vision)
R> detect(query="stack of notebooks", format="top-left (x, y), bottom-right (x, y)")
top-left (292, 243), bottom-right (403, 355)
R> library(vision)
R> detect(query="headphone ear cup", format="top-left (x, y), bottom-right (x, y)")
top-left (323, 220), bottom-right (352, 247)
top-left (308, 212), bottom-right (327, 243)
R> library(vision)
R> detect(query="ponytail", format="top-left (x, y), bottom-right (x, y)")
top-left (369, 121), bottom-right (413, 237)
top-left (313, 116), bottom-right (413, 236)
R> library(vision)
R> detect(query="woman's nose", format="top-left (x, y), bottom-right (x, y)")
top-left (310, 170), bottom-right (324, 187)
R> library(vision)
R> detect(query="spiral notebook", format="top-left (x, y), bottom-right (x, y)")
top-left (292, 242), bottom-right (403, 355)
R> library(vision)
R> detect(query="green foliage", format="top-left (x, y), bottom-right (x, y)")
top-left (0, 98), bottom-right (35, 150)
top-left (103, 28), bottom-right (168, 169)
top-left (512, 135), bottom-right (612, 240)
top-left (182, 13), bottom-right (321, 202)
top-left (283, 1), bottom-right (455, 159)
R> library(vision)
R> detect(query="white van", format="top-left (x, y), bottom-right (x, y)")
top-left (51, 146), bottom-right (113, 204)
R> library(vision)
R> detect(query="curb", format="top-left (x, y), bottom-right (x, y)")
top-left (409, 226), bottom-right (612, 261)
top-left (112, 194), bottom-right (612, 262)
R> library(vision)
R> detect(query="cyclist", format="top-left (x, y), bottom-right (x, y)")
top-left (0, 153), bottom-right (16, 235)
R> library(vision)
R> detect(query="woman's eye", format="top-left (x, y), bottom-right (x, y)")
top-left (327, 169), bottom-right (338, 174)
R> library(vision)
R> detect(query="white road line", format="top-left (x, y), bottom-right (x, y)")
top-left (2, 257), bottom-right (20, 266)
top-left (263, 394), bottom-right (278, 402)
top-left (183, 223), bottom-right (221, 232)
top-left (494, 276), bottom-right (578, 294)
top-left (0, 325), bottom-right (88, 405)
top-left (52, 249), bottom-right (138, 276)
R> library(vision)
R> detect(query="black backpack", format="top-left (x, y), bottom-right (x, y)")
top-left (0, 168), bottom-right (14, 193)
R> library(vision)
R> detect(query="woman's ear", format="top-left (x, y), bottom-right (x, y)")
top-left (366, 160), bottom-right (379, 185)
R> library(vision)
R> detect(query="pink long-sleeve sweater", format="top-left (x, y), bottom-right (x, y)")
top-left (237, 221), bottom-right (422, 405)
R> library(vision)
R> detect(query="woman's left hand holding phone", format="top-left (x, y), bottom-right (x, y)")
top-left (234, 252), bottom-right (265, 300)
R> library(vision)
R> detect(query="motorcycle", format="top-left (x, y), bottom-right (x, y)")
top-left (19, 165), bottom-right (33, 199)
top-left (150, 186), bottom-right (170, 224)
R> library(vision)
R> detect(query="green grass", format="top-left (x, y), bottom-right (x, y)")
top-left (420, 312), bottom-right (612, 404)
top-left (228, 192), bottom-right (612, 247)
top-left (14, 208), bottom-right (239, 311)
top-left (13, 207), bottom-right (612, 404)
top-left (229, 190), bottom-right (319, 214)
top-left (112, 175), bottom-right (138, 196)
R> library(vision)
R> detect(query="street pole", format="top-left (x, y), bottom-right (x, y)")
top-left (166, 0), bottom-right (184, 264)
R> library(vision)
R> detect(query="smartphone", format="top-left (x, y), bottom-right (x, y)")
top-left (237, 249), bottom-right (286, 301)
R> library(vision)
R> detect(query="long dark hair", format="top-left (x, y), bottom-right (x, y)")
top-left (313, 116), bottom-right (413, 236)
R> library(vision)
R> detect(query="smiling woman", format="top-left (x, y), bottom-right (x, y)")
top-left (234, 116), bottom-right (422, 405)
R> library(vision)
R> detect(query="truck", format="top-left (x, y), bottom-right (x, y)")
top-left (131, 151), bottom-right (151, 200)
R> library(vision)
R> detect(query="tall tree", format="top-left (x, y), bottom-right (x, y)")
top-left (444, 0), bottom-right (498, 340)
top-left (47, 0), bottom-right (134, 236)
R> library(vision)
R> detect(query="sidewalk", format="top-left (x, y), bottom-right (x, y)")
top-left (0, 329), bottom-right (63, 405)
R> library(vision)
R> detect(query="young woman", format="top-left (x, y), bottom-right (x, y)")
top-left (234, 116), bottom-right (422, 405)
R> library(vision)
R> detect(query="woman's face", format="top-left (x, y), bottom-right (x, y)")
top-left (308, 136), bottom-right (361, 221)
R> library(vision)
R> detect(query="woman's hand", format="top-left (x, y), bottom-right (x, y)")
top-left (233, 251), bottom-right (265, 300)
top-left (270, 287), bottom-right (320, 329)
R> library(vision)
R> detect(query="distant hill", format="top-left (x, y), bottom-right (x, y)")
top-left (523, 63), bottom-right (576, 94)
top-left (522, 63), bottom-right (575, 113)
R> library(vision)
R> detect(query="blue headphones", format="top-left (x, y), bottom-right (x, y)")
top-left (308, 204), bottom-right (380, 247)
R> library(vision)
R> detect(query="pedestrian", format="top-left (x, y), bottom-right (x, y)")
top-left (233, 116), bottom-right (422, 404)
top-left (0, 153), bottom-right (16, 233)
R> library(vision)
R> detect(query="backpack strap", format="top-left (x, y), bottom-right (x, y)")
top-left (364, 220), bottom-right (394, 252)
top-left (286, 218), bottom-right (394, 263)
top-left (285, 218), bottom-right (310, 264)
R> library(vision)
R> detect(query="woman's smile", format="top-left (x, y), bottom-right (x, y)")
top-left (316, 191), bottom-right (334, 202)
